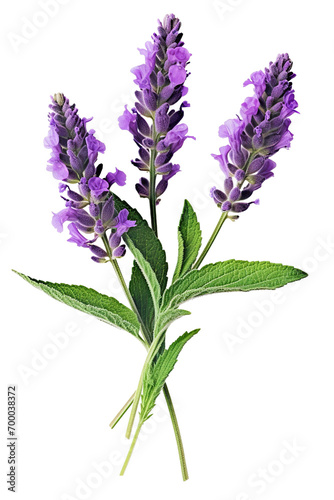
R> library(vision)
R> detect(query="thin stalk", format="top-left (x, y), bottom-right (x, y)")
top-left (113, 384), bottom-right (188, 479)
top-left (120, 420), bottom-right (144, 476)
top-left (103, 209), bottom-right (189, 479)
top-left (125, 330), bottom-right (166, 439)
top-left (102, 235), bottom-right (151, 345)
top-left (111, 259), bottom-right (148, 344)
top-left (109, 392), bottom-right (135, 429)
top-left (162, 384), bottom-right (188, 480)
top-left (193, 212), bottom-right (228, 269)
top-left (193, 152), bottom-right (257, 270)
top-left (147, 121), bottom-right (189, 478)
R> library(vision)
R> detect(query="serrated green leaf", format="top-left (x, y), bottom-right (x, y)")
top-left (174, 231), bottom-right (184, 281)
top-left (140, 328), bottom-right (200, 422)
top-left (129, 262), bottom-right (154, 340)
top-left (13, 271), bottom-right (142, 338)
top-left (113, 194), bottom-right (168, 338)
top-left (163, 260), bottom-right (308, 311)
top-left (155, 308), bottom-right (191, 334)
top-left (113, 194), bottom-right (168, 292)
top-left (124, 235), bottom-right (162, 318)
top-left (173, 200), bottom-right (202, 282)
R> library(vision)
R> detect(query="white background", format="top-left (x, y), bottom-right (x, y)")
top-left (1, 0), bottom-right (333, 499)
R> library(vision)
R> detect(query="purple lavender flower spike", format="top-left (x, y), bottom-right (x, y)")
top-left (44, 94), bottom-right (105, 182)
top-left (47, 93), bottom-right (135, 262)
top-left (119, 14), bottom-right (194, 202)
top-left (212, 54), bottom-right (298, 215)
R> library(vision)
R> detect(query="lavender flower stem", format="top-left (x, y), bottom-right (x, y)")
top-left (193, 212), bottom-right (229, 269)
top-left (194, 152), bottom-right (258, 269)
top-left (162, 384), bottom-right (189, 480)
top-left (111, 261), bottom-right (147, 342)
top-left (102, 236), bottom-right (189, 480)
top-left (109, 392), bottom-right (135, 429)
top-left (102, 234), bottom-right (148, 345)
top-left (120, 420), bottom-right (144, 476)
top-left (122, 391), bottom-right (189, 480)
top-left (126, 332), bottom-right (166, 439)
top-left (110, 387), bottom-right (189, 480)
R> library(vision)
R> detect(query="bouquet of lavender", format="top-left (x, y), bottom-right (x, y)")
top-left (15, 13), bottom-right (306, 480)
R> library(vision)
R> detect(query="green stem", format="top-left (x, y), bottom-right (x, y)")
top-left (193, 152), bottom-right (258, 270)
top-left (125, 330), bottom-right (166, 439)
top-left (162, 384), bottom-right (189, 480)
top-left (110, 259), bottom-right (136, 314)
top-left (103, 202), bottom-right (189, 479)
top-left (193, 212), bottom-right (228, 269)
top-left (109, 392), bottom-right (135, 429)
top-left (102, 236), bottom-right (151, 345)
top-left (120, 420), bottom-right (144, 476)
top-left (148, 120), bottom-right (189, 478)
top-left (114, 383), bottom-right (189, 479)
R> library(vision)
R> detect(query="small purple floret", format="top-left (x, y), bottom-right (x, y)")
top-left (115, 209), bottom-right (137, 236)
top-left (67, 223), bottom-right (91, 247)
top-left (88, 177), bottom-right (109, 198)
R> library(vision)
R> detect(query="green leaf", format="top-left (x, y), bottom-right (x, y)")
top-left (173, 200), bottom-right (202, 282)
top-left (128, 262), bottom-right (154, 339)
top-left (113, 194), bottom-right (168, 292)
top-left (162, 260), bottom-right (308, 311)
top-left (13, 271), bottom-right (142, 339)
top-left (140, 328), bottom-right (200, 422)
top-left (155, 308), bottom-right (191, 335)
top-left (123, 234), bottom-right (162, 317)
top-left (113, 194), bottom-right (168, 339)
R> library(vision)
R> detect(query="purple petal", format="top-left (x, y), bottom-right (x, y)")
top-left (106, 168), bottom-right (127, 187)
